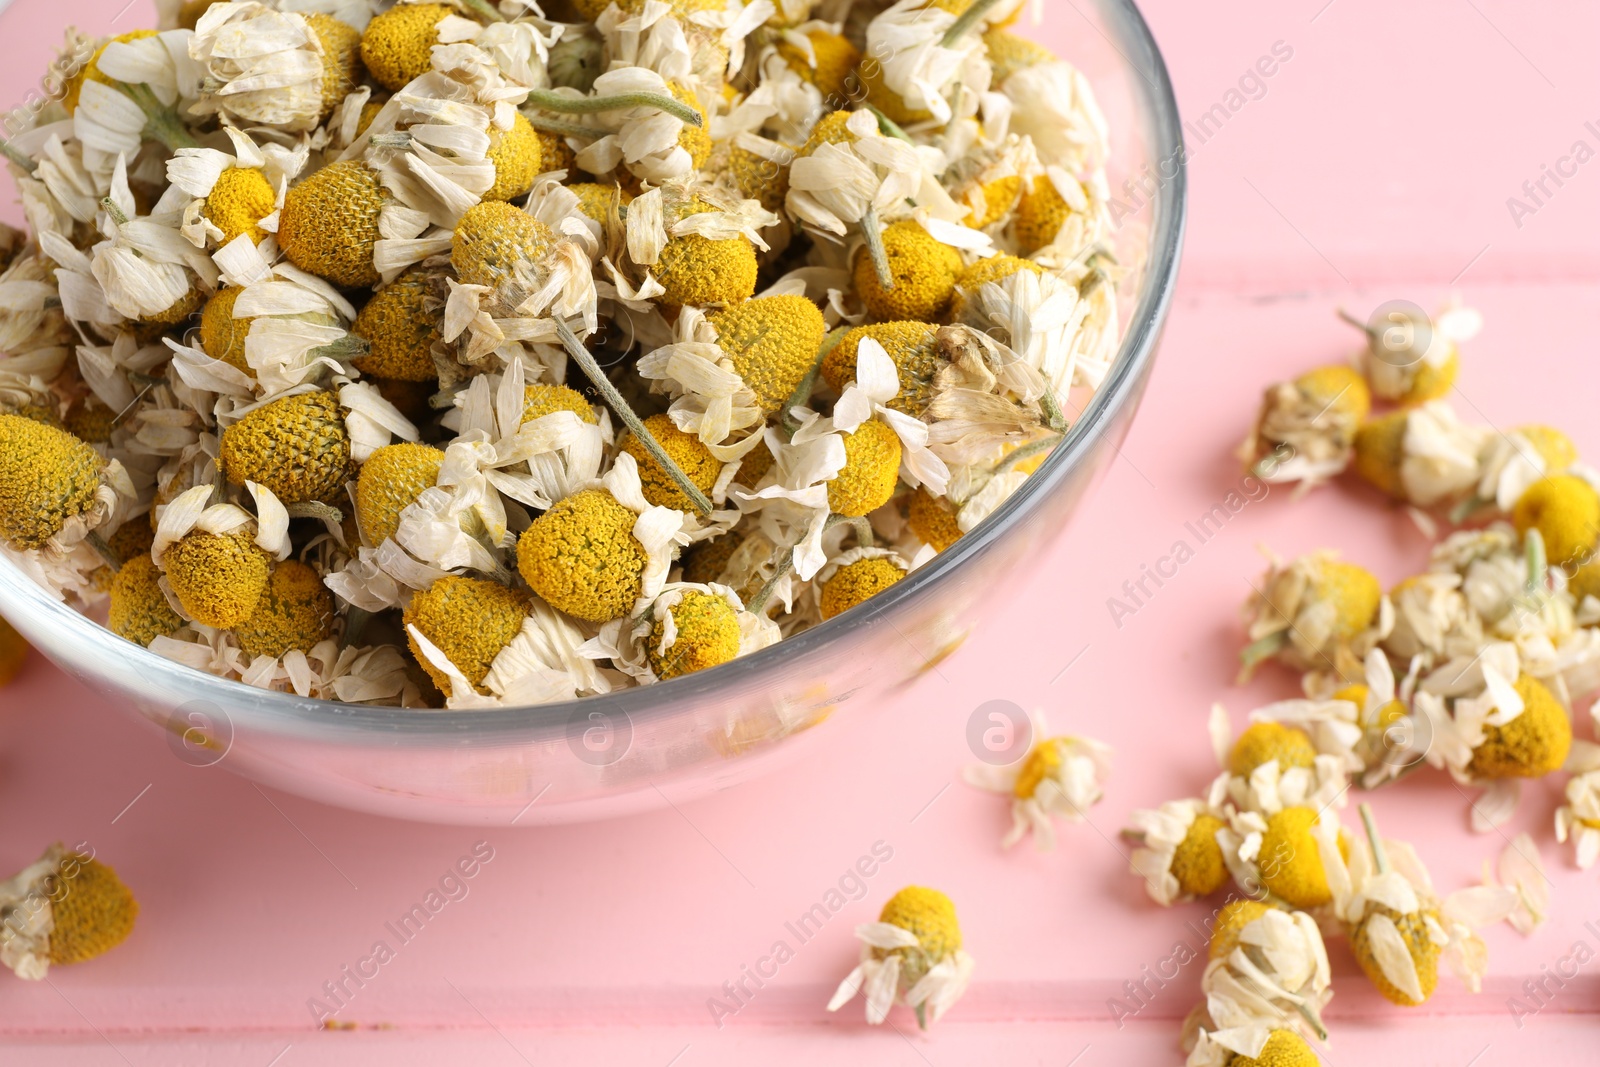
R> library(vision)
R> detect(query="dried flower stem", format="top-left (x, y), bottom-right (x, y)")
top-left (524, 88), bottom-right (703, 129)
top-left (286, 501), bottom-right (343, 525)
top-left (866, 105), bottom-right (912, 143)
top-left (458, 0), bottom-right (507, 22)
top-left (992, 432), bottom-right (1062, 474)
top-left (1358, 802), bottom-right (1390, 874)
top-left (941, 0), bottom-right (1005, 46)
top-left (86, 531), bottom-right (120, 570)
top-left (553, 318), bottom-right (714, 516)
top-left (522, 113), bottom-right (600, 139)
top-left (120, 82), bottom-right (199, 151)
top-left (859, 205), bottom-right (894, 290)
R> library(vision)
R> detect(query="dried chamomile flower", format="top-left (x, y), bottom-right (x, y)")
top-left (168, 143), bottom-right (284, 249)
top-left (355, 442), bottom-right (445, 546)
top-left (277, 160), bottom-right (387, 288)
top-left (706, 295), bottom-right (827, 413)
top-left (584, 581), bottom-right (779, 684)
top-left (827, 885), bottom-right (975, 1030)
top-left (1240, 550), bottom-right (1385, 682)
top-left (360, 2), bottom-right (454, 92)
top-left (983, 29), bottom-right (1055, 85)
top-left (1346, 298), bottom-right (1479, 406)
top-left (853, 219), bottom-right (963, 323)
top-left (1125, 798), bottom-right (1231, 905)
top-left (1192, 901), bottom-right (1330, 1054)
top-left (162, 529), bottom-right (273, 629)
top-left (190, 2), bottom-right (362, 131)
top-left (815, 547), bottom-right (910, 620)
top-left (619, 414), bottom-right (721, 511)
top-left (352, 266), bottom-right (444, 382)
top-left (859, 0), bottom-right (990, 127)
top-left (1015, 170), bottom-right (1091, 255)
top-left (906, 486), bottom-right (963, 551)
top-left (0, 844), bottom-right (138, 980)
top-left (1191, 1028), bottom-right (1321, 1067)
top-left (1465, 671), bottom-right (1572, 780)
top-left (822, 322), bottom-right (942, 417)
top-left (108, 553), bottom-right (185, 647)
top-left (1555, 757), bottom-right (1600, 869)
top-left (232, 560), bottom-right (336, 659)
top-left (1243, 365), bottom-right (1370, 489)
top-left (1352, 401), bottom-right (1490, 507)
top-left (219, 391), bottom-right (353, 505)
top-left (649, 195), bottom-right (761, 309)
top-left (0, 414), bottom-right (105, 549)
top-left (774, 27), bottom-right (860, 101)
top-left (0, 614), bottom-right (28, 686)
top-left (483, 112), bottom-right (543, 203)
top-left (403, 574), bottom-right (533, 697)
top-left (964, 708), bottom-right (1112, 850)
top-left (1511, 473), bottom-right (1600, 569)
top-left (517, 489), bottom-right (646, 622)
top-left (1465, 423), bottom-right (1579, 517)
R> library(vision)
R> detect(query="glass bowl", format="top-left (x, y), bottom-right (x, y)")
top-left (0, 0), bottom-right (1184, 825)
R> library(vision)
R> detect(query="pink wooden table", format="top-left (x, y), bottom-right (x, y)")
top-left (4, 1), bottom-right (1600, 1062)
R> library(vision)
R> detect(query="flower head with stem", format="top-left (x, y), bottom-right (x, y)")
top-left (827, 885), bottom-right (975, 1030)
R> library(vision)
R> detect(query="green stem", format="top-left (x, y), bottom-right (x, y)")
top-left (309, 334), bottom-right (370, 363)
top-left (778, 342), bottom-right (831, 432)
top-left (992, 432), bottom-right (1062, 474)
top-left (865, 104), bottom-right (912, 143)
top-left (553, 318), bottom-right (714, 517)
top-left (1358, 802), bottom-right (1389, 874)
top-left (940, 0), bottom-right (1005, 46)
top-left (1292, 1000), bottom-right (1329, 1043)
top-left (458, 0), bottom-right (507, 22)
top-left (121, 82), bottom-right (199, 151)
top-left (1038, 385), bottom-right (1068, 433)
top-left (524, 88), bottom-right (703, 128)
top-left (521, 113), bottom-right (600, 139)
top-left (744, 514), bottom-right (872, 615)
top-left (1237, 630), bottom-right (1286, 681)
top-left (286, 501), bottom-right (344, 525)
top-left (859, 204), bottom-right (894, 290)
top-left (1524, 526), bottom-right (1547, 596)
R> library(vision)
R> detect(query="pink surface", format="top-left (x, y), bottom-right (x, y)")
top-left (4, 0), bottom-right (1600, 1062)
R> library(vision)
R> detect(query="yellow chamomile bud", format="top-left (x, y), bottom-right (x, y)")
top-left (707, 295), bottom-right (827, 412)
top-left (1209, 899), bottom-right (1274, 960)
top-left (47, 850), bottom-right (140, 966)
top-left (277, 160), bottom-right (386, 288)
top-left (1227, 1029), bottom-right (1321, 1067)
top-left (1349, 898), bottom-right (1441, 1007)
top-left (874, 886), bottom-right (962, 989)
top-left (483, 112), bottom-right (543, 203)
top-left (1297, 364), bottom-right (1370, 422)
top-left (776, 31), bottom-right (861, 101)
top-left (1170, 813), bottom-right (1229, 897)
top-left (353, 267), bottom-right (442, 382)
top-left (517, 489), bottom-right (648, 623)
top-left (824, 322), bottom-right (942, 416)
top-left (219, 391), bottom-right (352, 505)
top-left (232, 560), bottom-right (336, 658)
top-left (108, 554), bottom-right (185, 647)
top-left (0, 613), bottom-right (28, 686)
top-left (619, 414), bottom-right (721, 511)
top-left (1515, 424), bottom-right (1578, 473)
top-left (359, 2), bottom-right (452, 92)
top-left (200, 287), bottom-right (252, 375)
top-left (202, 167), bottom-right (278, 246)
top-left (451, 200), bottom-right (558, 289)
top-left (355, 442), bottom-right (444, 546)
top-left (648, 589), bottom-right (741, 679)
top-left (854, 220), bottom-right (963, 324)
top-left (819, 555), bottom-right (907, 620)
top-left (1468, 673), bottom-right (1572, 779)
top-left (828, 418), bottom-right (902, 518)
top-left (521, 383), bottom-right (596, 425)
top-left (1229, 721), bottom-right (1317, 778)
top-left (0, 413), bottom-right (103, 550)
top-left (1512, 474), bottom-right (1600, 569)
top-left (403, 575), bottom-right (533, 695)
top-left (653, 198), bottom-right (759, 308)
top-left (1015, 174), bottom-right (1085, 255)
top-left (162, 530), bottom-right (272, 628)
top-left (1258, 806), bottom-right (1332, 908)
top-left (908, 486), bottom-right (963, 551)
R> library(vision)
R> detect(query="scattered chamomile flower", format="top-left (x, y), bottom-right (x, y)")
top-left (826, 885), bottom-right (975, 1030)
top-left (1242, 364), bottom-right (1370, 490)
top-left (1511, 473), bottom-right (1600, 569)
top-left (1347, 297), bottom-right (1479, 406)
top-left (1351, 401), bottom-right (1489, 508)
top-left (1240, 549), bottom-right (1386, 683)
top-left (1125, 798), bottom-right (1231, 905)
top-left (963, 708), bottom-right (1112, 850)
top-left (1193, 902), bottom-right (1331, 1052)
top-left (1468, 424), bottom-right (1579, 516)
top-left (0, 844), bottom-right (137, 980)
